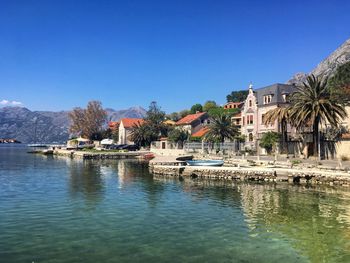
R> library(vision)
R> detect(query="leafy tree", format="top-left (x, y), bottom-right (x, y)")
top-left (226, 90), bottom-right (249, 103)
top-left (131, 101), bottom-right (168, 146)
top-left (166, 112), bottom-right (181, 122)
top-left (69, 100), bottom-right (107, 140)
top-left (263, 107), bottom-right (291, 153)
top-left (112, 127), bottom-right (119, 143)
top-left (328, 61), bottom-right (350, 105)
top-left (259, 132), bottom-right (280, 154)
top-left (179, 109), bottom-right (191, 118)
top-left (167, 128), bottom-right (188, 148)
top-left (290, 75), bottom-right (347, 157)
top-left (144, 101), bottom-right (167, 137)
top-left (204, 109), bottom-right (239, 143)
top-left (190, 103), bottom-right (203, 114)
top-left (208, 107), bottom-right (238, 117)
top-left (203, 100), bottom-right (218, 112)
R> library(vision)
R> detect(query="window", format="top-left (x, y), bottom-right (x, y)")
top-left (282, 94), bottom-right (289, 102)
top-left (242, 117), bottom-right (245, 125)
top-left (263, 95), bottom-right (272, 104)
top-left (249, 133), bottom-right (253, 142)
top-left (247, 115), bottom-right (253, 125)
top-left (249, 100), bottom-right (252, 107)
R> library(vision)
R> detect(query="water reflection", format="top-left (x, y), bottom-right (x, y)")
top-left (68, 161), bottom-right (105, 205)
top-left (153, 176), bottom-right (350, 262)
top-left (238, 184), bottom-right (350, 262)
top-left (112, 160), bottom-right (165, 208)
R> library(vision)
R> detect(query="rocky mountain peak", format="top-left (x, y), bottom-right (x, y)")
top-left (287, 38), bottom-right (350, 85)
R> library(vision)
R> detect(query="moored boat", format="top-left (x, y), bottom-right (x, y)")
top-left (186, 160), bottom-right (224, 167)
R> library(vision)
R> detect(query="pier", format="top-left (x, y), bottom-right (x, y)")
top-left (149, 164), bottom-right (350, 186)
top-left (53, 149), bottom-right (150, 160)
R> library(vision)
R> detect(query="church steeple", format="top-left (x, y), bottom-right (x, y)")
top-left (248, 83), bottom-right (253, 94)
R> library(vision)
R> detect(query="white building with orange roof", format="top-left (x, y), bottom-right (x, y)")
top-left (175, 112), bottom-right (209, 135)
top-left (118, 118), bottom-right (144, 145)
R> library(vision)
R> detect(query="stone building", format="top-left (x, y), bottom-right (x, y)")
top-left (240, 83), bottom-right (296, 152)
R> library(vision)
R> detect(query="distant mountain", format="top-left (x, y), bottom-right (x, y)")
top-left (0, 106), bottom-right (146, 143)
top-left (287, 38), bottom-right (350, 85)
top-left (105, 106), bottom-right (146, 121)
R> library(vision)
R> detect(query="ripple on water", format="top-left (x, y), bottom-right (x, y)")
top-left (1, 148), bottom-right (350, 262)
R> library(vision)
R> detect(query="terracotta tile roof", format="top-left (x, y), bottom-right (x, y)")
top-left (164, 120), bottom-right (176, 125)
top-left (176, 112), bottom-right (207, 125)
top-left (191, 127), bottom-right (209, 137)
top-left (232, 112), bottom-right (241, 118)
top-left (342, 133), bottom-right (350, 139)
top-left (121, 118), bottom-right (144, 128)
top-left (224, 102), bottom-right (243, 109)
top-left (108, 121), bottom-right (119, 129)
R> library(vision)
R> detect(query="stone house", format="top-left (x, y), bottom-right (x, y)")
top-left (175, 112), bottom-right (209, 135)
top-left (118, 118), bottom-right (144, 145)
top-left (240, 83), bottom-right (296, 152)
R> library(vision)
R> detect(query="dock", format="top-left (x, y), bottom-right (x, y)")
top-left (53, 149), bottom-right (151, 160)
top-left (149, 164), bottom-right (350, 186)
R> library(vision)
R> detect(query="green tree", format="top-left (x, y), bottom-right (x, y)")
top-left (167, 128), bottom-right (188, 148)
top-left (166, 112), bottom-right (181, 121)
top-left (144, 101), bottom-right (167, 137)
top-left (203, 100), bottom-right (218, 112)
top-left (226, 90), bottom-right (249, 102)
top-left (190, 103), bottom-right (203, 114)
top-left (263, 107), bottom-right (291, 153)
top-left (130, 122), bottom-right (153, 147)
top-left (328, 61), bottom-right (350, 105)
top-left (259, 132), bottom-right (280, 154)
top-left (204, 109), bottom-right (239, 143)
top-left (69, 100), bottom-right (107, 140)
top-left (112, 128), bottom-right (119, 143)
top-left (290, 75), bottom-right (347, 157)
top-left (179, 109), bottom-right (191, 118)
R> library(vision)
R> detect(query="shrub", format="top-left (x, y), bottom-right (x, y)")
top-left (341, 155), bottom-right (350, 161)
top-left (259, 132), bottom-right (280, 154)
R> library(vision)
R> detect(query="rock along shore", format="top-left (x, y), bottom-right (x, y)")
top-left (149, 164), bottom-right (350, 187)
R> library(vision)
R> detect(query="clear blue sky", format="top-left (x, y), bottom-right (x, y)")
top-left (0, 0), bottom-right (349, 113)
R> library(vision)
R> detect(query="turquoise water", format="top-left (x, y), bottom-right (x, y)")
top-left (1, 146), bottom-right (350, 262)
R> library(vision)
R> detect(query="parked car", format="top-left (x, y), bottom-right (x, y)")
top-left (106, 144), bottom-right (126, 150)
top-left (120, 144), bottom-right (140, 151)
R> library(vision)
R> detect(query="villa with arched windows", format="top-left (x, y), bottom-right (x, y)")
top-left (240, 83), bottom-right (296, 152)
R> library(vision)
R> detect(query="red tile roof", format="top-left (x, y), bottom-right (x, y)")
top-left (342, 133), bottom-right (350, 139)
top-left (191, 127), bottom-right (209, 137)
top-left (176, 112), bottom-right (207, 125)
top-left (108, 121), bottom-right (119, 129)
top-left (224, 102), bottom-right (243, 109)
top-left (121, 118), bottom-right (144, 128)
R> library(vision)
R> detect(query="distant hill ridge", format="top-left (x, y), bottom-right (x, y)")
top-left (0, 106), bottom-right (146, 143)
top-left (287, 38), bottom-right (350, 85)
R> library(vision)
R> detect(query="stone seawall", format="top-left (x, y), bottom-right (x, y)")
top-left (54, 149), bottom-right (148, 160)
top-left (149, 164), bottom-right (350, 186)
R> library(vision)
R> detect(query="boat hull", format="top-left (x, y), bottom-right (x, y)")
top-left (186, 160), bottom-right (224, 167)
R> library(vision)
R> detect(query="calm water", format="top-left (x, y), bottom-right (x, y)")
top-left (1, 146), bottom-right (350, 262)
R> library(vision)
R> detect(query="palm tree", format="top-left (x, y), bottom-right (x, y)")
top-left (130, 122), bottom-right (153, 147)
top-left (263, 106), bottom-right (291, 153)
top-left (290, 74), bottom-right (347, 158)
top-left (204, 111), bottom-right (239, 143)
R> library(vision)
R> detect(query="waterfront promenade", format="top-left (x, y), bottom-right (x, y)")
top-left (150, 154), bottom-right (350, 186)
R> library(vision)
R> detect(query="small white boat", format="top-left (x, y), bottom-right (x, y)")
top-left (186, 160), bottom-right (224, 167)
